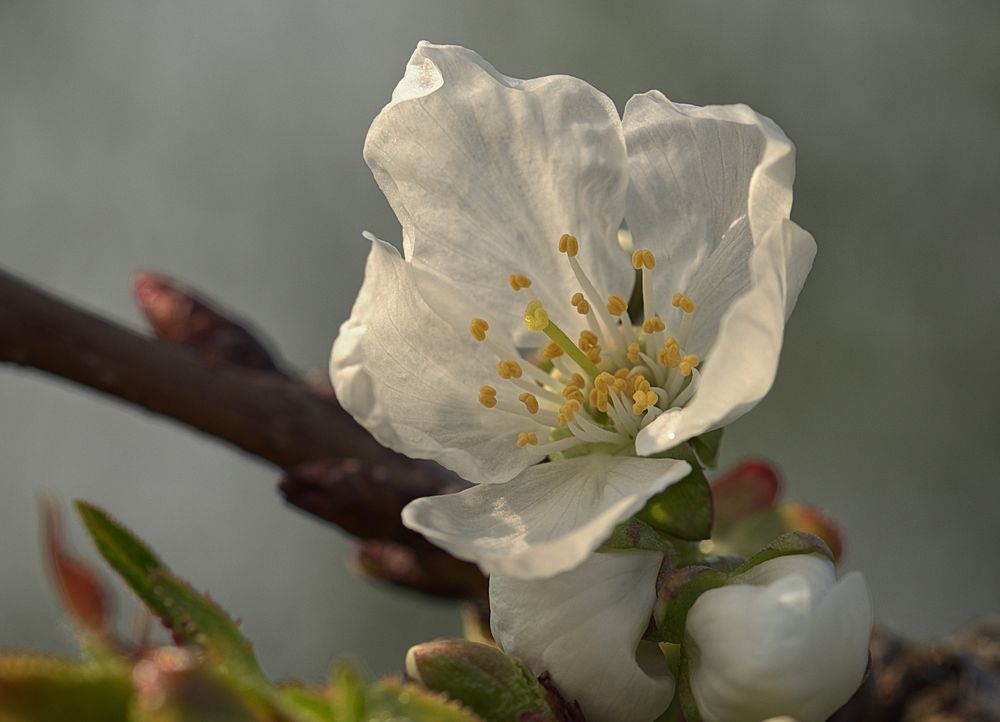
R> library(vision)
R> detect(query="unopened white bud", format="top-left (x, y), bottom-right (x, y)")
top-left (685, 554), bottom-right (872, 722)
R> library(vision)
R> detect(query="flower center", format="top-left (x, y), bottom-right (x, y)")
top-left (470, 234), bottom-right (701, 457)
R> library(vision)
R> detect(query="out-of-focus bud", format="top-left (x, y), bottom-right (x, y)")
top-left (405, 638), bottom-right (556, 722)
top-left (684, 554), bottom-right (872, 722)
top-left (710, 459), bottom-right (780, 531)
top-left (132, 647), bottom-right (262, 722)
top-left (40, 499), bottom-right (112, 641)
top-left (131, 270), bottom-right (283, 373)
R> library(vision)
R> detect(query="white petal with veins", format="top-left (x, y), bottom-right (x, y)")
top-left (365, 42), bottom-right (633, 345)
top-left (491, 550), bottom-right (674, 722)
top-left (331, 236), bottom-right (548, 485)
top-left (403, 454), bottom-right (689, 579)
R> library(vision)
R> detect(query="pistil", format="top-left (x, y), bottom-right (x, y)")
top-left (523, 300), bottom-right (601, 379)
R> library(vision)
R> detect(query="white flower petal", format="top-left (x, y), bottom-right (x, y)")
top-left (628, 95), bottom-right (816, 455)
top-left (330, 236), bottom-right (549, 485)
top-left (365, 42), bottom-right (633, 344)
top-left (490, 551), bottom-right (674, 722)
top-left (402, 454), bottom-right (690, 579)
top-left (685, 555), bottom-right (873, 722)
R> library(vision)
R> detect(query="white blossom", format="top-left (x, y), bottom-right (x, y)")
top-left (331, 41), bottom-right (815, 578)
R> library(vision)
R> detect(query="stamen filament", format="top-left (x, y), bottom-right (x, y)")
top-left (642, 267), bottom-right (656, 323)
top-left (567, 255), bottom-right (621, 351)
top-left (672, 368), bottom-right (700, 407)
top-left (482, 335), bottom-right (562, 390)
top-left (608, 389), bottom-right (640, 438)
top-left (632, 249), bottom-right (658, 323)
top-left (493, 399), bottom-right (560, 427)
top-left (509, 377), bottom-right (565, 405)
top-left (569, 417), bottom-right (628, 445)
top-left (639, 351), bottom-right (667, 386)
top-left (640, 405), bottom-right (663, 429)
top-left (533, 436), bottom-right (586, 456)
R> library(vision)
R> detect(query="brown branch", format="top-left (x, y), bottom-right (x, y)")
top-left (0, 266), bottom-right (482, 599)
top-left (0, 266), bottom-right (429, 472)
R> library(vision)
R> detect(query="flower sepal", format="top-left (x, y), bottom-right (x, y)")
top-left (652, 532), bottom-right (834, 645)
top-left (598, 518), bottom-right (673, 554)
top-left (689, 429), bottom-right (724, 469)
top-left (637, 453), bottom-right (713, 542)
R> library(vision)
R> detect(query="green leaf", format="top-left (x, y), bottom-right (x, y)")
top-left (144, 570), bottom-right (265, 686)
top-left (599, 518), bottom-right (672, 553)
top-left (75, 501), bottom-right (163, 602)
top-left (638, 463), bottom-right (713, 541)
top-left (0, 655), bottom-right (130, 722)
top-left (406, 639), bottom-right (554, 722)
top-left (364, 680), bottom-right (483, 722)
top-left (74, 502), bottom-right (266, 690)
top-left (690, 429), bottom-right (724, 468)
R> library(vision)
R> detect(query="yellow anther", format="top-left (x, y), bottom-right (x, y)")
top-left (633, 375), bottom-right (650, 393)
top-left (556, 398), bottom-right (582, 426)
top-left (563, 387), bottom-right (585, 403)
top-left (542, 340), bottom-right (564, 359)
top-left (659, 339), bottom-right (681, 368)
top-left (632, 389), bottom-right (658, 415)
top-left (679, 354), bottom-right (700, 377)
top-left (594, 372), bottom-right (613, 391)
top-left (586, 346), bottom-right (602, 364)
top-left (558, 233), bottom-right (579, 257)
top-left (631, 249), bottom-right (656, 270)
top-left (523, 300), bottom-right (550, 331)
top-left (497, 359), bottom-right (523, 380)
top-left (518, 392), bottom-right (540, 414)
top-left (643, 317), bottom-right (666, 334)
top-left (566, 373), bottom-right (585, 389)
top-left (517, 431), bottom-right (539, 448)
top-left (478, 385), bottom-right (497, 408)
top-left (469, 318), bottom-right (489, 342)
top-left (570, 291), bottom-right (592, 316)
top-left (614, 367), bottom-right (630, 380)
top-left (589, 387), bottom-right (607, 412)
top-left (508, 274), bottom-right (533, 291)
top-left (627, 342), bottom-right (641, 363)
top-left (578, 330), bottom-right (599, 351)
top-left (672, 293), bottom-right (696, 313)
top-left (612, 377), bottom-right (628, 393)
top-left (607, 294), bottom-right (629, 316)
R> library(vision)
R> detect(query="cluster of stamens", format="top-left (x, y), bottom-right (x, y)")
top-left (471, 233), bottom-right (702, 455)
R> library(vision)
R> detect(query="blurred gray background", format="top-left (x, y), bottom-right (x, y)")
top-left (1, 0), bottom-right (998, 681)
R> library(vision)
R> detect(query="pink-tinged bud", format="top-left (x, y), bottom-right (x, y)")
top-left (40, 499), bottom-right (112, 639)
top-left (710, 459), bottom-right (781, 530)
top-left (778, 503), bottom-right (843, 563)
